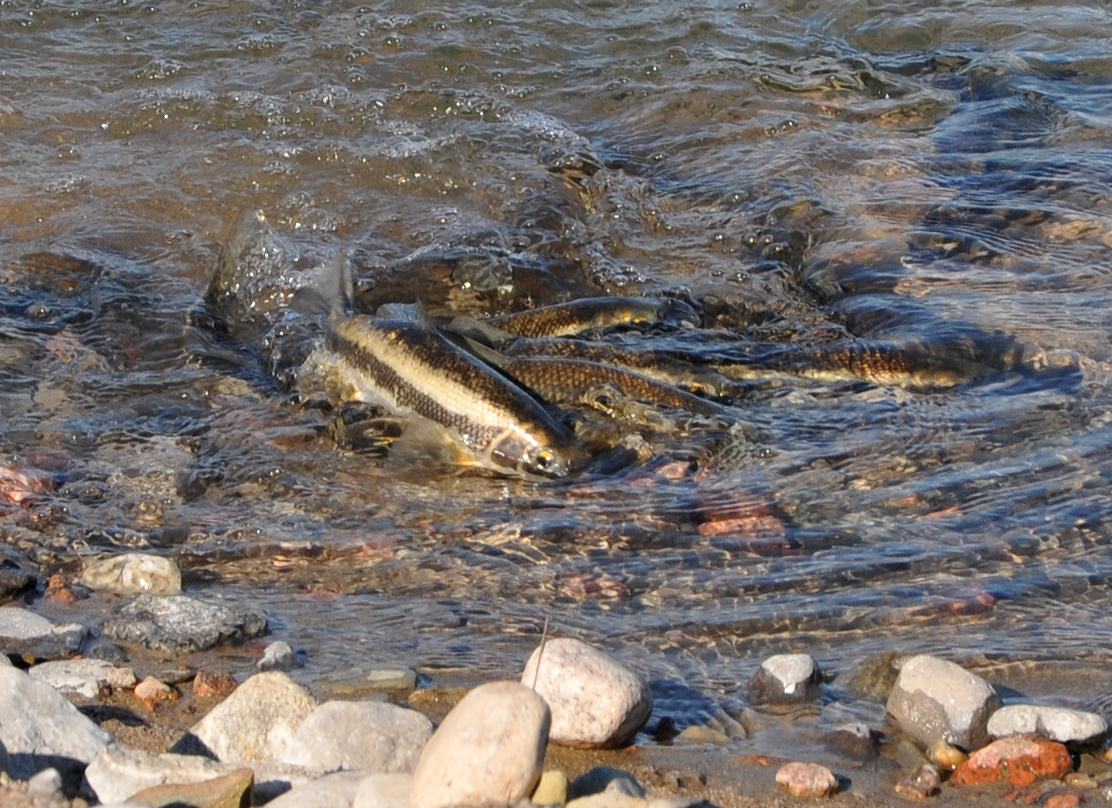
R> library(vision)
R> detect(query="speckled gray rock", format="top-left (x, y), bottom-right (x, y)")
top-left (79, 553), bottom-right (182, 596)
top-left (987, 704), bottom-right (1108, 747)
top-left (521, 638), bottom-right (652, 748)
top-left (886, 654), bottom-right (1001, 750)
top-left (354, 773), bottom-right (412, 808)
top-left (172, 671), bottom-right (318, 763)
top-left (0, 607), bottom-right (87, 661)
top-left (85, 741), bottom-right (319, 805)
top-left (258, 640), bottom-right (301, 672)
top-left (101, 594), bottom-right (267, 654)
top-left (266, 770), bottom-right (366, 808)
top-left (29, 658), bottom-right (117, 699)
top-left (750, 653), bottom-right (823, 704)
top-left (410, 681), bottom-right (549, 808)
top-left (280, 701), bottom-right (432, 774)
top-left (0, 665), bottom-right (112, 783)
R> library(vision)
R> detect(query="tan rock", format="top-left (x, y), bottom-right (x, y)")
top-left (410, 681), bottom-right (549, 808)
top-left (775, 761), bottom-right (838, 798)
top-left (127, 768), bottom-right (253, 808)
top-left (533, 770), bottom-right (569, 806)
top-left (80, 553), bottom-right (182, 596)
top-left (521, 638), bottom-right (652, 748)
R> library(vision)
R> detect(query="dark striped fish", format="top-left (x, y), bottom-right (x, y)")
top-left (496, 355), bottom-right (735, 421)
top-left (486, 296), bottom-right (697, 338)
top-left (322, 314), bottom-right (586, 478)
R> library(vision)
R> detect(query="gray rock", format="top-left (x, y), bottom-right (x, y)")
top-left (410, 681), bottom-right (549, 808)
top-left (27, 767), bottom-right (63, 798)
top-left (354, 773), bottom-right (412, 808)
top-left (520, 638), bottom-right (652, 748)
top-left (569, 767), bottom-right (647, 799)
top-left (101, 594), bottom-right (267, 655)
top-left (79, 553), bottom-right (182, 596)
top-left (85, 741), bottom-right (320, 805)
top-left (750, 653), bottom-right (823, 704)
top-left (886, 654), bottom-right (1001, 750)
top-left (258, 640), bottom-right (301, 672)
top-left (312, 666), bottom-right (417, 700)
top-left (29, 658), bottom-right (117, 699)
top-left (172, 671), bottom-right (317, 763)
top-left (0, 546), bottom-right (37, 604)
top-left (823, 722), bottom-right (878, 763)
top-left (85, 743), bottom-right (229, 804)
top-left (0, 665), bottom-right (112, 785)
top-left (266, 770), bottom-right (366, 808)
top-left (987, 704), bottom-right (1108, 747)
top-left (0, 607), bottom-right (87, 662)
top-left (280, 701), bottom-right (432, 774)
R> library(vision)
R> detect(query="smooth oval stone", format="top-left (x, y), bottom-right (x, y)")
top-left (886, 654), bottom-right (1001, 750)
top-left (987, 704), bottom-right (1108, 747)
top-left (80, 553), bottom-right (182, 596)
top-left (410, 681), bottom-right (549, 808)
top-left (521, 638), bottom-right (652, 748)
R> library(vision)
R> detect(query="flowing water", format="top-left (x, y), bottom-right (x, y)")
top-left (4, 0), bottom-right (1112, 744)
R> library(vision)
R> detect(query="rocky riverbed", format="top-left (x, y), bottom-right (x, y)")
top-left (2, 552), bottom-right (1112, 808)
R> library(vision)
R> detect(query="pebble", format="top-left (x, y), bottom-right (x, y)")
top-left (279, 700), bottom-right (433, 774)
top-left (172, 671), bottom-right (318, 763)
top-left (79, 552), bottom-right (183, 596)
top-left (950, 736), bottom-right (1073, 787)
top-left (926, 737), bottom-right (967, 770)
top-left (126, 767), bottom-right (253, 808)
top-left (823, 722), bottom-right (878, 763)
top-left (102, 594), bottom-right (268, 655)
top-left (410, 681), bottom-right (549, 808)
top-left (893, 763), bottom-right (941, 800)
top-left (257, 640), bottom-right (301, 671)
top-left (134, 675), bottom-right (178, 710)
top-left (43, 573), bottom-right (77, 604)
top-left (194, 669), bottom-right (238, 699)
top-left (675, 725), bottom-right (730, 745)
top-left (520, 638), bottom-right (652, 748)
top-left (28, 658), bottom-right (116, 699)
top-left (26, 768), bottom-right (63, 799)
top-left (353, 773), bottom-right (413, 808)
top-left (750, 653), bottom-right (823, 704)
top-left (886, 654), bottom-right (1001, 750)
top-left (0, 606), bottom-right (87, 662)
top-left (107, 666), bottom-right (138, 689)
top-left (533, 770), bottom-right (569, 806)
top-left (0, 665), bottom-right (112, 784)
top-left (987, 704), bottom-right (1108, 747)
top-left (775, 761), bottom-right (839, 798)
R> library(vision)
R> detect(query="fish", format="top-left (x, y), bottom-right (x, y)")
top-left (484, 296), bottom-right (698, 338)
top-left (315, 312), bottom-right (587, 478)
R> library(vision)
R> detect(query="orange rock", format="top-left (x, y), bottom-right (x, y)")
top-left (43, 573), bottom-right (76, 604)
top-left (1044, 793), bottom-right (1080, 808)
top-left (194, 669), bottom-right (238, 699)
top-left (134, 675), bottom-right (178, 710)
top-left (951, 737), bottom-right (1072, 787)
top-left (775, 761), bottom-right (839, 797)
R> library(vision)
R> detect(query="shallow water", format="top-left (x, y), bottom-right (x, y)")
top-left (4, 0), bottom-right (1112, 742)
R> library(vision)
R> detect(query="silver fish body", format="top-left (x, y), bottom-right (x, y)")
top-left (320, 314), bottom-right (584, 478)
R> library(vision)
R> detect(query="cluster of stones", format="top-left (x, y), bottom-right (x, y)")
top-left (2, 550), bottom-right (1111, 807)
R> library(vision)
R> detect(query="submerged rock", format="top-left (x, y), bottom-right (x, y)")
top-left (521, 638), bottom-right (652, 748)
top-left (886, 654), bottom-right (1000, 750)
top-left (101, 594), bottom-right (267, 654)
top-left (79, 553), bottom-right (182, 596)
top-left (257, 640), bottom-right (301, 672)
top-left (172, 671), bottom-right (317, 763)
top-left (410, 681), bottom-right (549, 808)
top-left (0, 665), bottom-right (112, 785)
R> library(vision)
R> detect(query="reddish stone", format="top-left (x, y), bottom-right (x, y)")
top-left (43, 573), bottom-right (76, 604)
top-left (736, 754), bottom-right (786, 767)
top-left (1044, 793), bottom-right (1080, 808)
top-left (193, 669), bottom-right (238, 699)
top-left (775, 761), bottom-right (839, 797)
top-left (951, 737), bottom-right (1073, 787)
top-left (134, 675), bottom-right (178, 710)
